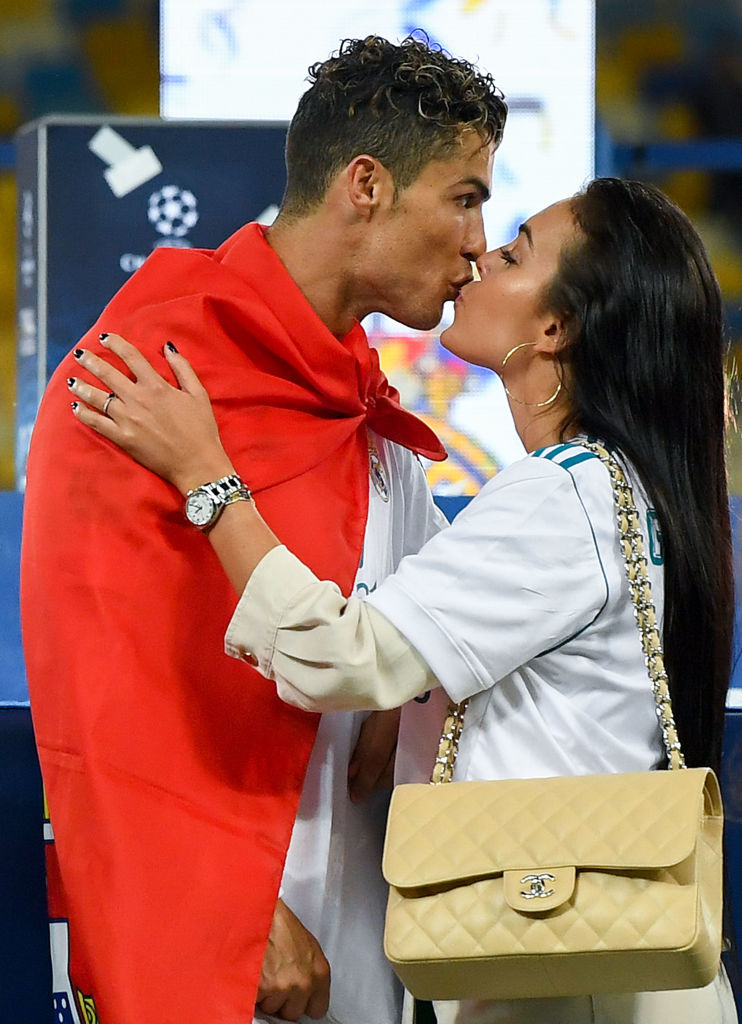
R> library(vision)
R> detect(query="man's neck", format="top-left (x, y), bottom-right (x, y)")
top-left (265, 214), bottom-right (360, 340)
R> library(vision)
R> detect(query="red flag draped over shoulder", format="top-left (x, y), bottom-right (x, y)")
top-left (21, 223), bottom-right (445, 1024)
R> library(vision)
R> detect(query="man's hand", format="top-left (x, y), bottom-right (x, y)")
top-left (257, 899), bottom-right (331, 1021)
top-left (348, 708), bottom-right (401, 803)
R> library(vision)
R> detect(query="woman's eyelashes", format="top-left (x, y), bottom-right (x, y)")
top-left (499, 247), bottom-right (517, 265)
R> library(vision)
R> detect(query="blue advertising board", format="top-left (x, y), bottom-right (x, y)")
top-left (15, 116), bottom-right (288, 489)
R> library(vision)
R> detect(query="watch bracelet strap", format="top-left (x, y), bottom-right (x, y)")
top-left (189, 473), bottom-right (250, 503)
top-left (223, 486), bottom-right (252, 505)
top-left (429, 441), bottom-right (685, 786)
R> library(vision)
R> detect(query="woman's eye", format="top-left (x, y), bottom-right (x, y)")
top-left (499, 248), bottom-right (516, 265)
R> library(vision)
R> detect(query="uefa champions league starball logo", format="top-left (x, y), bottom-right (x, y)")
top-left (147, 185), bottom-right (199, 238)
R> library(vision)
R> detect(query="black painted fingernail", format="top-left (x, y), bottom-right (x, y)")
top-left (70, 401), bottom-right (78, 410)
top-left (165, 341), bottom-right (178, 353)
top-left (73, 349), bottom-right (83, 359)
top-left (66, 377), bottom-right (75, 388)
top-left (99, 332), bottom-right (109, 341)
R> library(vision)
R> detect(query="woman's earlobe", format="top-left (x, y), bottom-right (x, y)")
top-left (536, 319), bottom-right (565, 354)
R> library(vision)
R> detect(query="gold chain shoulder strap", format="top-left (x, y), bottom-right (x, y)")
top-left (430, 699), bottom-right (469, 784)
top-left (429, 440), bottom-right (685, 785)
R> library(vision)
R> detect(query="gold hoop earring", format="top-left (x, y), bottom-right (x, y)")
top-left (501, 342), bottom-right (535, 368)
top-left (504, 379), bottom-right (563, 408)
top-left (501, 342), bottom-right (563, 408)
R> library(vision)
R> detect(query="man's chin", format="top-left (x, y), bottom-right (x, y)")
top-left (396, 308), bottom-right (443, 333)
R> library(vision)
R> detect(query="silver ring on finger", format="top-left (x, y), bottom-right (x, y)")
top-left (102, 392), bottom-right (117, 417)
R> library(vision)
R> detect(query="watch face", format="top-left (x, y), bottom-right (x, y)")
top-left (185, 490), bottom-right (217, 528)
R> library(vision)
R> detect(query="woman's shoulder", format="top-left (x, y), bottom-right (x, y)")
top-left (455, 440), bottom-right (621, 552)
top-left (477, 439), bottom-right (608, 500)
top-left (530, 438), bottom-right (603, 469)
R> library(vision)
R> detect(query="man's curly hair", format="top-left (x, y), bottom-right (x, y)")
top-left (281, 35), bottom-right (507, 217)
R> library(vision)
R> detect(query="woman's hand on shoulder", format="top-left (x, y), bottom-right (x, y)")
top-left (68, 333), bottom-right (235, 494)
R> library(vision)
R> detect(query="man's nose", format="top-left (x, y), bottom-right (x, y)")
top-left (462, 210), bottom-right (487, 262)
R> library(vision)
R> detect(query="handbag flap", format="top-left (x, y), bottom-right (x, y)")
top-left (383, 768), bottom-right (720, 890)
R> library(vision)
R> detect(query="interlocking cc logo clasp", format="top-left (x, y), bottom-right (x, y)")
top-left (520, 872), bottom-right (556, 900)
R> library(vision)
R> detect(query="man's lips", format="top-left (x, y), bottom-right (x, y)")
top-left (452, 277), bottom-right (474, 302)
top-left (453, 278), bottom-right (475, 302)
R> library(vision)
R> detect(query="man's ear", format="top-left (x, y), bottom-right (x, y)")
top-left (345, 155), bottom-right (394, 217)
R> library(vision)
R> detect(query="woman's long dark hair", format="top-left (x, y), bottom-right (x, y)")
top-left (548, 177), bottom-right (733, 774)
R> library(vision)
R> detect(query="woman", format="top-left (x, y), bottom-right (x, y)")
top-left (68, 178), bottom-right (737, 1023)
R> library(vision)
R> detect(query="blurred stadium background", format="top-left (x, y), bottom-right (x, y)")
top-left (3, 0), bottom-right (742, 489)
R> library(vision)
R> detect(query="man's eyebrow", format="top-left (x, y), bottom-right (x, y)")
top-left (518, 223), bottom-right (534, 250)
top-left (459, 177), bottom-right (491, 203)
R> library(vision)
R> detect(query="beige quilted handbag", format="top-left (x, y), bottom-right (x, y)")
top-left (382, 443), bottom-right (724, 1001)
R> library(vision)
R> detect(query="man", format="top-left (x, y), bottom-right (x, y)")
top-left (21, 35), bottom-right (505, 1024)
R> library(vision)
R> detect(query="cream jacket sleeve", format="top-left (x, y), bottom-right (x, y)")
top-left (224, 544), bottom-right (439, 711)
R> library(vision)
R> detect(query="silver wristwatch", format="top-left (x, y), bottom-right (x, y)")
top-left (184, 473), bottom-right (252, 531)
